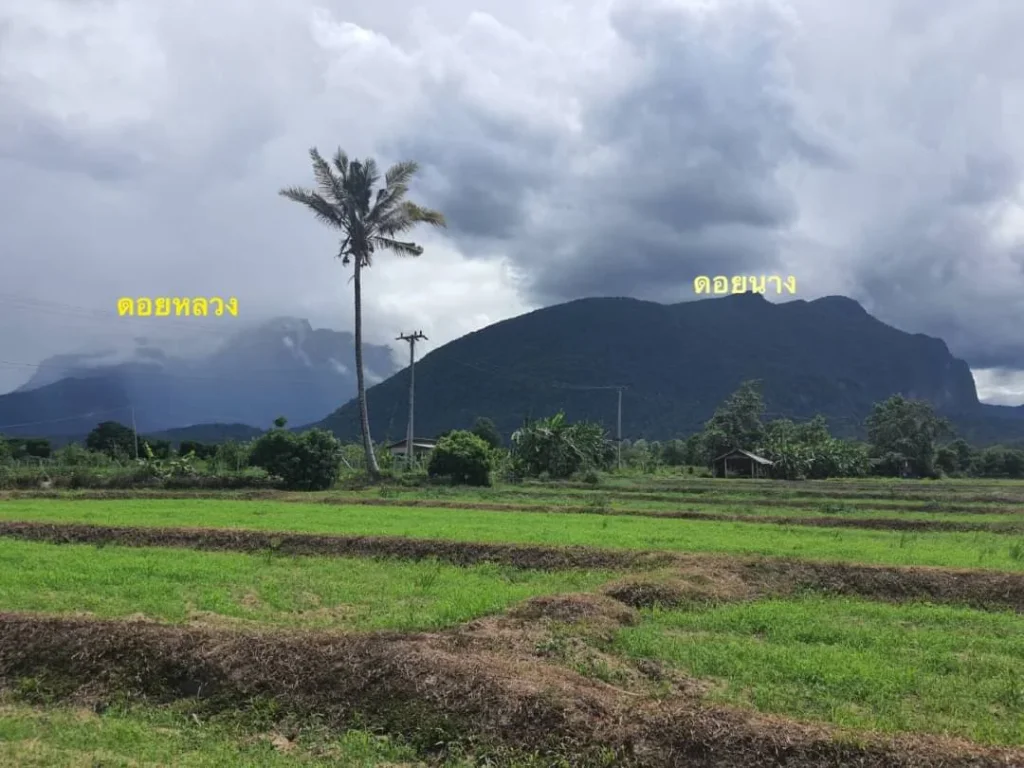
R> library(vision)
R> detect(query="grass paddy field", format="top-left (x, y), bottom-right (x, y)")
top-left (1, 477), bottom-right (1024, 766)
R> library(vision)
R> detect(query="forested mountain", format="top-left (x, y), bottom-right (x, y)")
top-left (315, 293), bottom-right (1024, 444)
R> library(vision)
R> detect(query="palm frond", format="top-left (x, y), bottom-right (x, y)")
top-left (371, 236), bottom-right (424, 257)
top-left (362, 157), bottom-right (381, 187)
top-left (345, 161), bottom-right (374, 216)
top-left (368, 183), bottom-right (410, 224)
top-left (278, 186), bottom-right (344, 229)
top-left (309, 147), bottom-right (345, 204)
top-left (332, 148), bottom-right (349, 180)
top-left (375, 201), bottom-right (446, 236)
top-left (385, 160), bottom-right (419, 188)
top-left (403, 201), bottom-right (447, 227)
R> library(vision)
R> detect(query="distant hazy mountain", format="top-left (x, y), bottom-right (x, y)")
top-left (2, 317), bottom-right (398, 437)
top-left (315, 293), bottom-right (1024, 445)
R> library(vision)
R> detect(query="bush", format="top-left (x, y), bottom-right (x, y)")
top-left (428, 431), bottom-right (492, 486)
top-left (249, 428), bottom-right (343, 491)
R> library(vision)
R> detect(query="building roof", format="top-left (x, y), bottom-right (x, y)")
top-left (386, 438), bottom-right (437, 449)
top-left (713, 448), bottom-right (774, 465)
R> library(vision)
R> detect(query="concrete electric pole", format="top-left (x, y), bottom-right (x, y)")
top-left (397, 331), bottom-right (427, 470)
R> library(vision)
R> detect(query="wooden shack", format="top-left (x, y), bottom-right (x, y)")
top-left (713, 448), bottom-right (774, 478)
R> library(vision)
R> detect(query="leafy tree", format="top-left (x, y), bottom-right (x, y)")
top-left (510, 412), bottom-right (614, 479)
top-left (178, 440), bottom-right (217, 460)
top-left (470, 417), bottom-right (502, 449)
top-left (213, 440), bottom-right (251, 471)
top-left (699, 380), bottom-right (766, 463)
top-left (280, 148), bottom-right (446, 480)
top-left (141, 439), bottom-right (172, 460)
top-left (86, 421), bottom-right (137, 459)
top-left (250, 427), bottom-right (343, 490)
top-left (660, 439), bottom-right (687, 466)
top-left (428, 430), bottom-right (492, 486)
top-left (759, 419), bottom-right (812, 479)
top-left (865, 395), bottom-right (951, 477)
top-left (0, 437), bottom-right (11, 464)
top-left (273, 416), bottom-right (288, 429)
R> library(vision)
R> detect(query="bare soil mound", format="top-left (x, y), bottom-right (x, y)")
top-left (1, 613), bottom-right (1021, 767)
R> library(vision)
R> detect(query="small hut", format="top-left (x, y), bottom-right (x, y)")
top-left (386, 437), bottom-right (437, 460)
top-left (713, 448), bottom-right (774, 478)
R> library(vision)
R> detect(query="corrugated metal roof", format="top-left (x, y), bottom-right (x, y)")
top-left (713, 448), bottom-right (774, 465)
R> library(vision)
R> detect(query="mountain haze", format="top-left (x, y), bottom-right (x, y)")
top-left (1, 318), bottom-right (398, 437)
top-left (315, 293), bottom-right (1024, 444)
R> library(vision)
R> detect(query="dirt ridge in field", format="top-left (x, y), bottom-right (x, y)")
top-left (2, 521), bottom-right (1023, 612)
top-left (4, 490), bottom-right (1023, 531)
top-left (2, 611), bottom-right (1022, 767)
top-left (11, 488), bottom-right (1024, 515)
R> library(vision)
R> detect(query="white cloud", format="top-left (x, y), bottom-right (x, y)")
top-left (1, 0), bottom-right (1024, 407)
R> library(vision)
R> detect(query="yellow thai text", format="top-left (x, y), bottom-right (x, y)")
top-left (693, 275), bottom-right (797, 295)
top-left (116, 297), bottom-right (239, 317)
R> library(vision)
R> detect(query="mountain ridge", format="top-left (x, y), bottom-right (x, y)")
top-left (314, 292), bottom-right (1024, 444)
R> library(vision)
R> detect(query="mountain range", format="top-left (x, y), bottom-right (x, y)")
top-left (0, 318), bottom-right (398, 439)
top-left (315, 293), bottom-right (1024, 445)
top-left (4, 293), bottom-right (1024, 447)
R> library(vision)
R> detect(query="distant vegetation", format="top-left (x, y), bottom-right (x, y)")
top-left (2, 381), bottom-right (1023, 491)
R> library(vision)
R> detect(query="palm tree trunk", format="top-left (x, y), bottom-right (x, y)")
top-left (353, 257), bottom-right (381, 479)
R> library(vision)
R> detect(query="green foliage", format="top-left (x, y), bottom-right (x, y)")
top-left (866, 395), bottom-right (951, 477)
top-left (250, 428), bottom-right (343, 490)
top-left (272, 416), bottom-right (287, 429)
top-left (699, 380), bottom-right (765, 464)
top-left (470, 417), bottom-right (503, 449)
top-left (178, 440), bottom-right (217, 460)
top-left (4, 437), bottom-right (52, 460)
top-left (969, 446), bottom-right (1024, 478)
top-left (621, 439), bottom-right (662, 473)
top-left (428, 431), bottom-right (492, 486)
top-left (510, 412), bottom-right (614, 479)
top-left (212, 440), bottom-right (251, 471)
top-left (758, 416), bottom-right (869, 480)
top-left (85, 421), bottom-right (137, 459)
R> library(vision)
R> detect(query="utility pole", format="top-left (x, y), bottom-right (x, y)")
top-left (396, 331), bottom-right (427, 470)
top-left (130, 405), bottom-right (139, 460)
top-left (617, 387), bottom-right (623, 470)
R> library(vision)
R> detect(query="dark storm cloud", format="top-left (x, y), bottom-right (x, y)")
top-left (4, 0), bottom-right (1024, 398)
top-left (399, 0), bottom-right (828, 305)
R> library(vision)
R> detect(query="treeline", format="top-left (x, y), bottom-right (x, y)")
top-left (616, 381), bottom-right (1024, 479)
top-left (3, 383), bottom-right (1024, 490)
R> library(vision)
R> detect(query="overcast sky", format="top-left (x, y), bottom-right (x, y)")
top-left (2, 0), bottom-right (1024, 404)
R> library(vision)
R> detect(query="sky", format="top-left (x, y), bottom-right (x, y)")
top-left (1, 0), bottom-right (1024, 404)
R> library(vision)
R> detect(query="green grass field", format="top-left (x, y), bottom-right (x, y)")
top-left (3, 479), bottom-right (1024, 765)
top-left (0, 538), bottom-right (612, 631)
top-left (0, 698), bottom-right (432, 767)
top-left (2, 498), bottom-right (1023, 570)
top-left (611, 596), bottom-right (1024, 745)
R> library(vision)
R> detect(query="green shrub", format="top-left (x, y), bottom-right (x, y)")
top-left (250, 428), bottom-right (343, 491)
top-left (428, 431), bottom-right (492, 486)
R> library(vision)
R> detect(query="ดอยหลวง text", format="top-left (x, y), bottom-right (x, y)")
top-left (117, 297), bottom-right (238, 317)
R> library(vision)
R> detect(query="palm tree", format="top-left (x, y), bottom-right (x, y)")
top-left (280, 148), bottom-right (445, 479)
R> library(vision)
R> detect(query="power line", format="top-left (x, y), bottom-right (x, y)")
top-left (396, 331), bottom-right (427, 469)
top-left (0, 405), bottom-right (138, 431)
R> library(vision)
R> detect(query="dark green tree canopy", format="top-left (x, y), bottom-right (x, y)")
top-left (86, 421), bottom-right (137, 459)
top-left (470, 417), bottom-right (502, 449)
top-left (865, 395), bottom-right (951, 476)
top-left (699, 380), bottom-right (766, 462)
